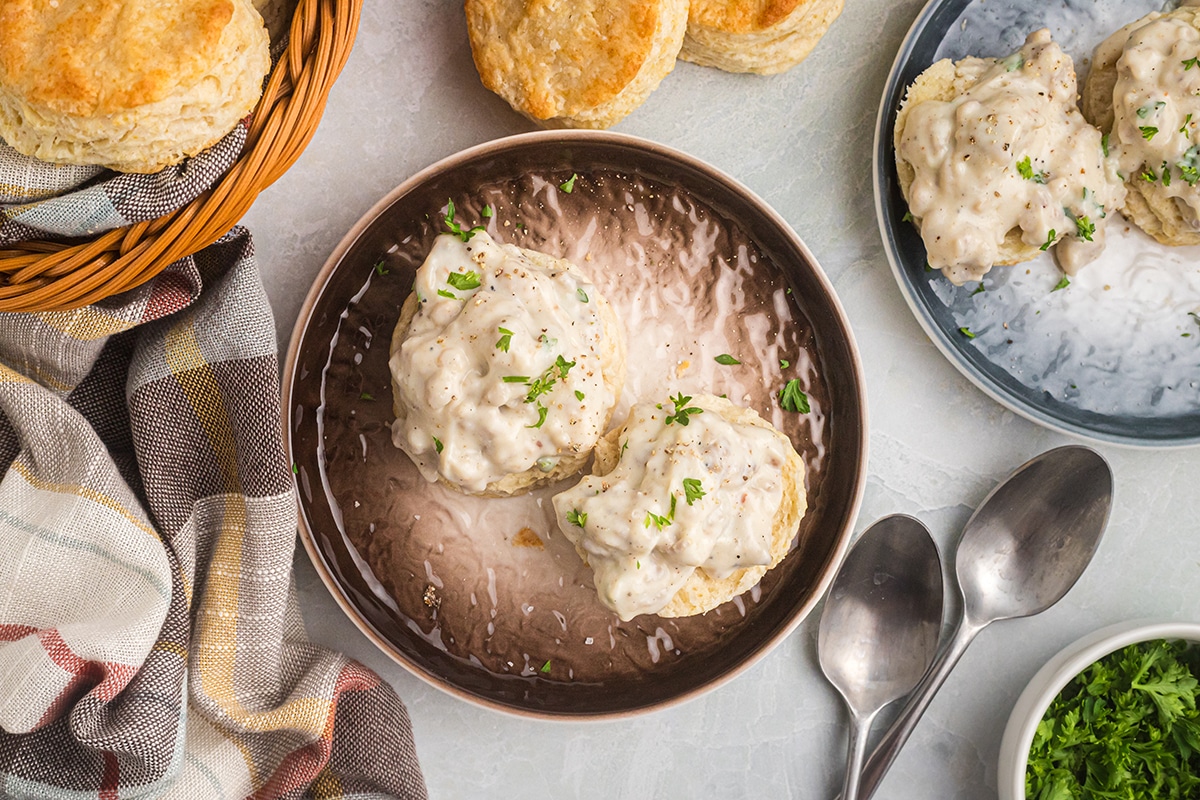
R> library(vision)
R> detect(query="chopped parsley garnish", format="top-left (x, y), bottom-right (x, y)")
top-left (1142, 166), bottom-right (1159, 183)
top-left (902, 210), bottom-right (914, 222)
top-left (779, 379), bottom-right (810, 413)
top-left (496, 326), bottom-right (513, 352)
top-left (360, 392), bottom-right (374, 400)
top-left (1186, 165), bottom-right (1200, 186)
top-left (1018, 156), bottom-right (1048, 184)
top-left (575, 389), bottom-right (585, 401)
top-left (502, 375), bottom-right (529, 383)
top-left (683, 478), bottom-right (706, 506)
top-left (567, 509), bottom-right (587, 528)
top-left (1164, 162), bottom-right (1173, 187)
top-left (482, 204), bottom-right (494, 218)
top-left (373, 260), bottom-right (389, 276)
top-left (527, 404), bottom-right (549, 429)
top-left (714, 354), bottom-right (741, 365)
top-left (1074, 215), bottom-right (1095, 242)
top-left (1141, 126), bottom-right (1159, 141)
top-left (560, 173), bottom-right (578, 193)
top-left (577, 287), bottom-right (589, 303)
top-left (959, 326), bottom-right (976, 339)
top-left (433, 436), bottom-right (443, 454)
top-left (1041, 229), bottom-right (1057, 251)
top-left (1184, 114), bottom-right (1195, 135)
top-left (540, 660), bottom-right (552, 674)
top-left (644, 495), bottom-right (677, 531)
top-left (1102, 133), bottom-right (1110, 157)
top-left (1053, 275), bottom-right (1070, 292)
top-left (437, 289), bottom-right (456, 299)
top-left (971, 283), bottom-right (985, 296)
top-left (1191, 311), bottom-right (1200, 326)
top-left (291, 462), bottom-right (298, 474)
top-left (1185, 57), bottom-right (1200, 70)
top-left (443, 199), bottom-right (484, 242)
top-left (780, 359), bottom-right (790, 369)
top-left (447, 270), bottom-right (481, 291)
top-left (664, 392), bottom-right (703, 426)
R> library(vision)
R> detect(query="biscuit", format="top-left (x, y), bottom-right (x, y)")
top-left (389, 235), bottom-right (626, 498)
top-left (0, 0), bottom-right (271, 174)
top-left (894, 57), bottom-right (1041, 269)
top-left (464, 0), bottom-right (688, 129)
top-left (586, 395), bottom-right (806, 618)
top-left (680, 0), bottom-right (844, 75)
top-left (1082, 8), bottom-right (1200, 247)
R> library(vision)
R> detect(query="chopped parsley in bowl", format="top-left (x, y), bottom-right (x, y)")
top-left (999, 621), bottom-right (1200, 800)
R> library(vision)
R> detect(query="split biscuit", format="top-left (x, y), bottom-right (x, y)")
top-left (1082, 7), bottom-right (1200, 246)
top-left (0, 0), bottom-right (271, 174)
top-left (680, 0), bottom-right (844, 75)
top-left (464, 0), bottom-right (689, 128)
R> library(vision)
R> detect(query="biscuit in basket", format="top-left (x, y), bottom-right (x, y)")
top-left (893, 30), bottom-right (1124, 283)
top-left (1082, 7), bottom-right (1200, 246)
top-left (463, 0), bottom-right (688, 128)
top-left (389, 229), bottom-right (625, 498)
top-left (0, 0), bottom-right (271, 174)
top-left (552, 394), bottom-right (807, 621)
top-left (680, 0), bottom-right (844, 75)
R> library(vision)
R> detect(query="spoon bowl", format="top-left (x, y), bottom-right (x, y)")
top-left (818, 514), bottom-right (944, 800)
top-left (852, 445), bottom-right (1114, 800)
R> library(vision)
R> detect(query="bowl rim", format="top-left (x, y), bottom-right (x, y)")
top-left (997, 618), bottom-right (1200, 799)
top-left (280, 128), bottom-right (870, 719)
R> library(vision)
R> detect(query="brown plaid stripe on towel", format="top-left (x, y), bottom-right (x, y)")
top-left (0, 130), bottom-right (428, 798)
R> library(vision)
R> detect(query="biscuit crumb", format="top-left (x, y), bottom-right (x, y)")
top-left (513, 527), bottom-right (544, 548)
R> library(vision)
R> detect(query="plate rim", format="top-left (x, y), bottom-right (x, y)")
top-left (872, 0), bottom-right (1200, 449)
top-left (282, 128), bottom-right (870, 718)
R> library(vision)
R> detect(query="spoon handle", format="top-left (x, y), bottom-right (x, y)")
top-left (844, 617), bottom-right (982, 800)
top-left (840, 708), bottom-right (876, 800)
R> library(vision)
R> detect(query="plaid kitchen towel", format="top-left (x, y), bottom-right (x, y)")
top-left (0, 135), bottom-right (428, 797)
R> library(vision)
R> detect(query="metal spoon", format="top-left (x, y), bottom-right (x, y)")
top-left (818, 514), bottom-right (944, 800)
top-left (850, 445), bottom-right (1113, 800)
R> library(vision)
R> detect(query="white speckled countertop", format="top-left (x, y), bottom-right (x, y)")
top-left (243, 1), bottom-right (1200, 796)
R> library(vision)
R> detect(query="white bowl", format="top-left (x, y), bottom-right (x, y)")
top-left (998, 619), bottom-right (1200, 799)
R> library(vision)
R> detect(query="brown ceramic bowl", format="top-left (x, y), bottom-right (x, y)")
top-left (282, 130), bottom-right (867, 718)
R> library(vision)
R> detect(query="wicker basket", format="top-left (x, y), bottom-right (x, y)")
top-left (0, 0), bottom-right (362, 313)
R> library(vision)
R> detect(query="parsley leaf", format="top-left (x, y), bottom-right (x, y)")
top-left (527, 403), bottom-right (548, 429)
top-left (482, 204), bottom-right (494, 218)
top-left (567, 509), bottom-right (587, 528)
top-left (1041, 229), bottom-right (1058, 251)
top-left (540, 660), bottom-right (552, 674)
top-left (560, 173), bottom-right (578, 193)
top-left (433, 436), bottom-right (443, 454)
top-left (664, 392), bottom-right (703, 426)
top-left (1102, 133), bottom-right (1110, 157)
top-left (780, 359), bottom-right (790, 369)
top-left (1143, 166), bottom-right (1160, 183)
top-left (1053, 275), bottom-right (1070, 292)
top-left (360, 392), bottom-right (374, 400)
top-left (374, 260), bottom-right (389, 276)
top-left (577, 287), bottom-right (589, 303)
top-left (496, 326), bottom-right (513, 352)
top-left (779, 379), bottom-right (810, 413)
top-left (1017, 156), bottom-right (1034, 179)
top-left (1185, 57), bottom-right (1200, 70)
top-left (437, 289), bottom-right (456, 299)
top-left (714, 354), bottom-right (741, 365)
top-left (682, 478), bottom-right (706, 506)
top-left (1141, 126), bottom-right (1159, 141)
top-left (1184, 114), bottom-right (1194, 135)
top-left (442, 199), bottom-right (483, 242)
top-left (1074, 215), bottom-right (1095, 242)
top-left (959, 326), bottom-right (976, 339)
top-left (447, 271), bottom-right (481, 291)
top-left (971, 284), bottom-right (985, 296)
top-left (644, 495), bottom-right (677, 531)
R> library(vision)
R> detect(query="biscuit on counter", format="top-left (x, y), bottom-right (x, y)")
top-left (0, 0), bottom-right (271, 174)
top-left (680, 0), bottom-right (844, 75)
top-left (464, 0), bottom-right (688, 128)
top-left (1082, 7), bottom-right (1200, 246)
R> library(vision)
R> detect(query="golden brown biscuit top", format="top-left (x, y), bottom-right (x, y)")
top-left (687, 0), bottom-right (806, 34)
top-left (466, 0), bottom-right (663, 119)
top-left (0, 0), bottom-right (235, 116)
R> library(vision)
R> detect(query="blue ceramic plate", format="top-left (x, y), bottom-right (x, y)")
top-left (874, 0), bottom-right (1200, 446)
